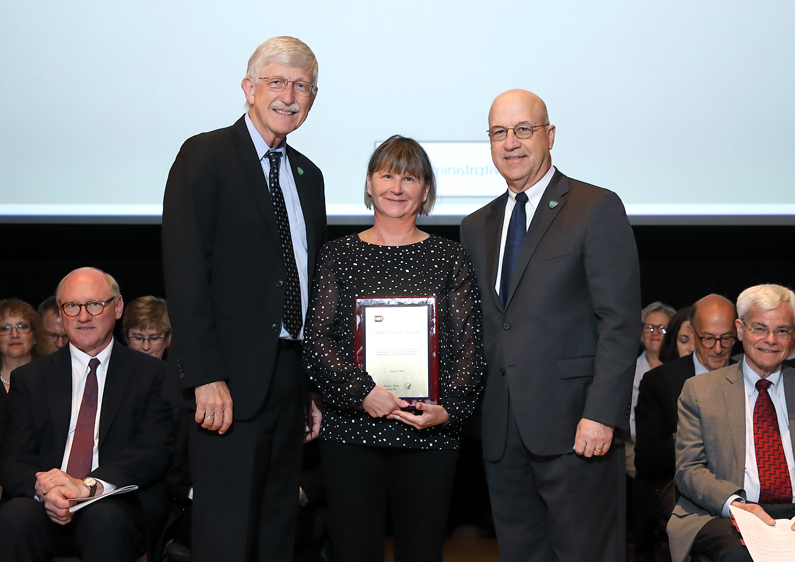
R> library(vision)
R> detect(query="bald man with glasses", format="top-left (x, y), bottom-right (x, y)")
top-left (0, 267), bottom-right (174, 562)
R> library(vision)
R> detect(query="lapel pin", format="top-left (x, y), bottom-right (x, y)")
top-left (549, 200), bottom-right (559, 209)
top-left (297, 167), bottom-right (304, 176)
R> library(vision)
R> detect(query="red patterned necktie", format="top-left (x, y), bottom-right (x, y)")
top-left (754, 378), bottom-right (793, 504)
top-left (66, 357), bottom-right (100, 479)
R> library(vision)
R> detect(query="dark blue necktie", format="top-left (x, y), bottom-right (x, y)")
top-left (500, 191), bottom-right (528, 305)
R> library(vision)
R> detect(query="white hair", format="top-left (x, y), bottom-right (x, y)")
top-left (736, 284), bottom-right (795, 322)
top-left (245, 36), bottom-right (318, 88)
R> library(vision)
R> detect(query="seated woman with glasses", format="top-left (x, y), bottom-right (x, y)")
top-left (123, 296), bottom-right (172, 360)
top-left (302, 135), bottom-right (485, 562)
top-left (0, 299), bottom-right (53, 394)
top-left (628, 301), bottom-right (676, 476)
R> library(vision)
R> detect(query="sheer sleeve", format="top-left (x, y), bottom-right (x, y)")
top-left (303, 247), bottom-right (377, 409)
top-left (438, 246), bottom-right (486, 427)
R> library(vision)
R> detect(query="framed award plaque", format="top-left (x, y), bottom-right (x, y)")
top-left (354, 296), bottom-right (439, 406)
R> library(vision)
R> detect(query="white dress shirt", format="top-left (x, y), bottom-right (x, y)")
top-left (494, 165), bottom-right (556, 294)
top-left (60, 339), bottom-right (117, 493)
top-left (630, 351), bottom-right (652, 440)
top-left (692, 351), bottom-right (710, 376)
top-left (245, 113), bottom-right (309, 340)
top-left (721, 358), bottom-right (794, 516)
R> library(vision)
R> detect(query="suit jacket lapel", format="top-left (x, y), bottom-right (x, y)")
top-left (231, 116), bottom-right (281, 249)
top-left (483, 193), bottom-right (508, 312)
top-left (99, 345), bottom-right (134, 449)
top-left (505, 170), bottom-right (569, 308)
top-left (783, 366), bottom-right (795, 451)
top-left (721, 363), bottom-right (746, 482)
top-left (47, 347), bottom-right (74, 465)
top-left (287, 144), bottom-right (319, 277)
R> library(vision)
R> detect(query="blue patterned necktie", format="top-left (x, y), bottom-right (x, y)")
top-left (266, 150), bottom-right (302, 339)
top-left (500, 191), bottom-right (528, 305)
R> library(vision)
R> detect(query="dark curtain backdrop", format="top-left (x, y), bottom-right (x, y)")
top-left (1, 223), bottom-right (793, 314)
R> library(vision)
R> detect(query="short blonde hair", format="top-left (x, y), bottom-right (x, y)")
top-left (122, 296), bottom-right (171, 341)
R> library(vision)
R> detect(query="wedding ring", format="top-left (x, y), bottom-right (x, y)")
top-left (205, 414), bottom-right (214, 420)
top-left (594, 447), bottom-right (603, 452)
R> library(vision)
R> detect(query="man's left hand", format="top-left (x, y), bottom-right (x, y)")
top-left (573, 418), bottom-right (614, 457)
top-left (35, 469), bottom-right (86, 501)
top-left (304, 392), bottom-right (323, 443)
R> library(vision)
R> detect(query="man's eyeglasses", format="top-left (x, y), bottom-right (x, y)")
top-left (60, 296), bottom-right (117, 317)
top-left (692, 327), bottom-right (736, 349)
top-left (742, 322), bottom-right (795, 341)
top-left (47, 332), bottom-right (69, 343)
top-left (0, 322), bottom-right (31, 336)
top-left (642, 324), bottom-right (667, 335)
top-left (258, 76), bottom-right (316, 97)
top-left (487, 122), bottom-right (549, 142)
top-left (128, 334), bottom-right (167, 346)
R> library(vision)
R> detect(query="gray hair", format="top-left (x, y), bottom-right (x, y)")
top-left (56, 267), bottom-right (121, 303)
top-left (245, 36), bottom-right (318, 91)
top-left (736, 284), bottom-right (795, 322)
top-left (641, 301), bottom-right (676, 324)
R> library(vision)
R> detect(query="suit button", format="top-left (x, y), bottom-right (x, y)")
top-left (275, 280), bottom-right (284, 288)
top-left (500, 368), bottom-right (506, 377)
top-left (179, 373), bottom-right (185, 379)
top-left (503, 323), bottom-right (511, 330)
top-left (272, 323), bottom-right (279, 332)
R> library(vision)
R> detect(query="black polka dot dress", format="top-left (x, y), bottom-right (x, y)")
top-left (302, 233), bottom-right (486, 450)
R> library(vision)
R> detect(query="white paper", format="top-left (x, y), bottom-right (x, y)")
top-left (364, 305), bottom-right (429, 398)
top-left (69, 484), bottom-right (139, 513)
top-left (729, 504), bottom-right (795, 561)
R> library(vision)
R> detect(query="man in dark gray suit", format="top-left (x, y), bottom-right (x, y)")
top-left (460, 89), bottom-right (641, 562)
top-left (668, 284), bottom-right (795, 562)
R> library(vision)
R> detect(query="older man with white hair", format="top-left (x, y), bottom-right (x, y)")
top-left (162, 36), bottom-right (326, 562)
top-left (668, 283), bottom-right (795, 562)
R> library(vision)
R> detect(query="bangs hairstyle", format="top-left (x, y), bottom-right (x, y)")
top-left (246, 36), bottom-right (318, 89)
top-left (0, 298), bottom-right (53, 360)
top-left (736, 284), bottom-right (795, 322)
top-left (364, 135), bottom-right (436, 216)
top-left (122, 296), bottom-right (171, 342)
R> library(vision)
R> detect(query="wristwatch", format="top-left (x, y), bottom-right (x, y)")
top-left (82, 476), bottom-right (98, 497)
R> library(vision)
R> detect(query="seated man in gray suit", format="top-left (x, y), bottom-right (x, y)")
top-left (668, 284), bottom-right (795, 562)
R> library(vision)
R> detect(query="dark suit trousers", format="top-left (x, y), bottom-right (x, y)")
top-left (484, 407), bottom-right (626, 562)
top-left (0, 495), bottom-right (144, 562)
top-left (189, 344), bottom-right (305, 562)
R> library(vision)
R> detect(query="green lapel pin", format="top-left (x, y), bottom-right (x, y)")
top-left (549, 200), bottom-right (559, 209)
top-left (297, 167), bottom-right (304, 176)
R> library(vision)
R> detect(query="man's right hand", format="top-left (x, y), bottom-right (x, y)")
top-left (362, 386), bottom-right (408, 418)
top-left (730, 500), bottom-right (794, 529)
top-left (195, 381), bottom-right (234, 434)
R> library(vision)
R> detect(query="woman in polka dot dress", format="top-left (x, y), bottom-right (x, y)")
top-left (303, 135), bottom-right (486, 562)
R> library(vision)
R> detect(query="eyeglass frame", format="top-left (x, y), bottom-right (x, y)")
top-left (0, 322), bottom-right (32, 336)
top-left (741, 321), bottom-right (795, 341)
top-left (127, 333), bottom-right (168, 346)
top-left (487, 122), bottom-right (550, 142)
top-left (59, 296), bottom-right (118, 318)
top-left (257, 76), bottom-right (317, 97)
top-left (642, 324), bottom-right (668, 335)
top-left (691, 327), bottom-right (736, 349)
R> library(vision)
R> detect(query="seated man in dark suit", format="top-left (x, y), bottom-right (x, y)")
top-left (668, 284), bottom-right (795, 562)
top-left (635, 294), bottom-right (737, 485)
top-left (0, 267), bottom-right (174, 562)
